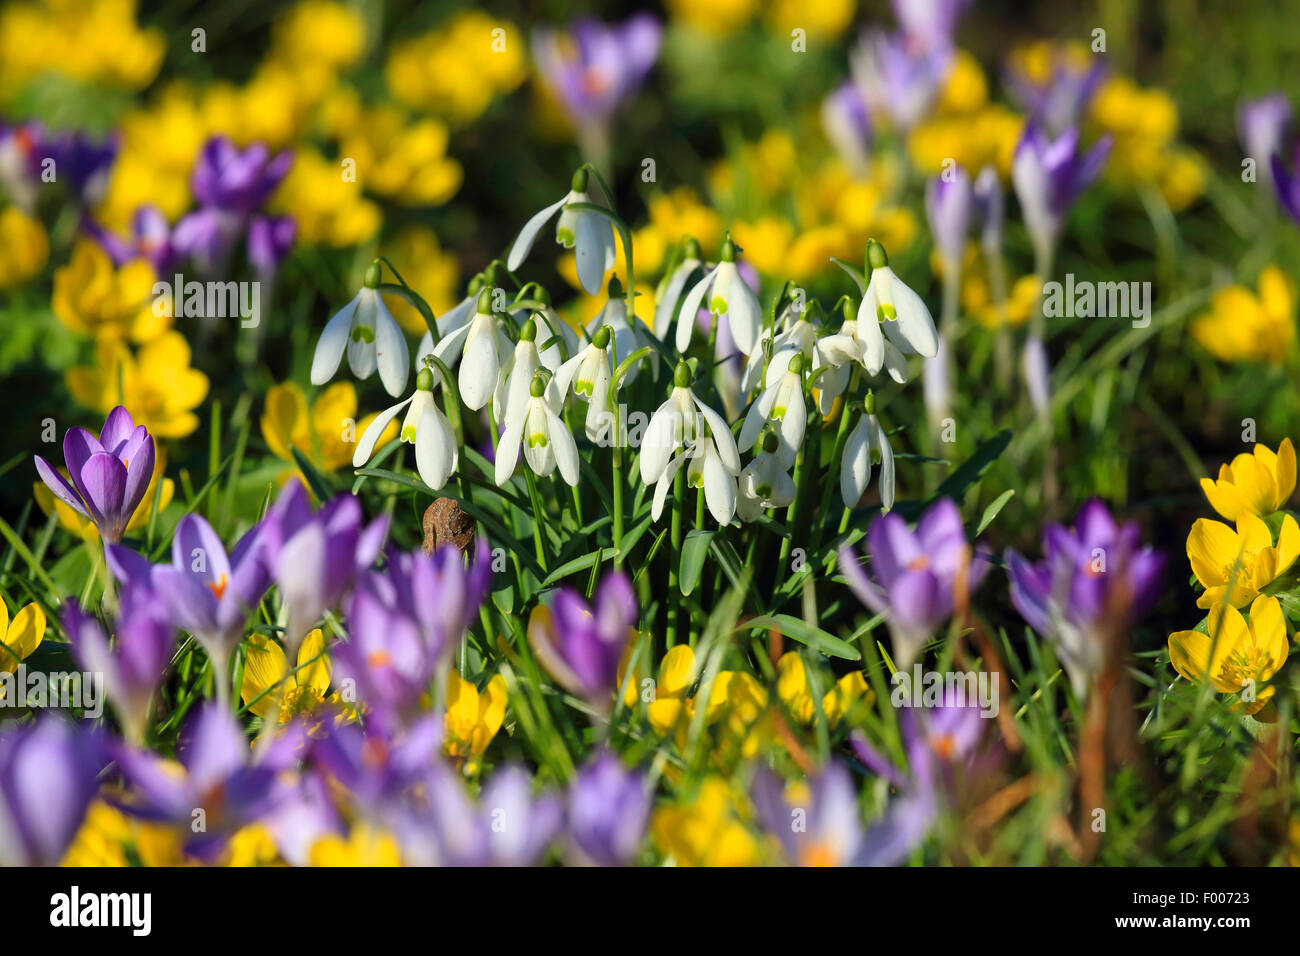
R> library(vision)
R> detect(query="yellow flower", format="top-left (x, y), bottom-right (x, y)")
top-left (1186, 511), bottom-right (1300, 609)
top-left (763, 0), bottom-right (854, 40)
top-left (935, 50), bottom-right (989, 115)
top-left (66, 332), bottom-right (209, 439)
top-left (1190, 266), bottom-right (1295, 365)
top-left (645, 188), bottom-right (724, 259)
top-left (34, 450), bottom-right (173, 542)
top-left (0, 601), bottom-right (45, 700)
top-left (53, 240), bottom-right (169, 343)
top-left (1200, 439), bottom-right (1297, 522)
top-left (775, 652), bottom-right (872, 727)
top-left (383, 228), bottom-right (461, 335)
top-left (271, 146), bottom-right (381, 246)
top-left (311, 824), bottom-right (402, 866)
top-left (225, 823), bottom-right (282, 866)
top-left (444, 671), bottom-right (508, 773)
top-left (647, 644), bottom-right (698, 735)
top-left (385, 12), bottom-right (525, 125)
top-left (652, 776), bottom-right (758, 866)
top-left (339, 106), bottom-right (463, 206)
top-left (666, 0), bottom-right (757, 36)
top-left (1168, 596), bottom-right (1288, 715)
top-left (271, 0), bottom-right (365, 73)
top-left (0, 205), bottom-right (48, 288)
top-left (261, 381), bottom-right (397, 482)
top-left (241, 628), bottom-right (334, 724)
top-left (60, 799), bottom-right (132, 866)
top-left (731, 217), bottom-right (793, 277)
top-left (908, 105), bottom-right (1025, 180)
top-left (202, 60), bottom-right (330, 151)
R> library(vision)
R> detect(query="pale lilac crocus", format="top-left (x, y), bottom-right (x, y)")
top-left (838, 498), bottom-right (987, 669)
top-left (1238, 94), bottom-right (1290, 189)
top-left (64, 585), bottom-right (176, 743)
top-left (850, 30), bottom-right (952, 132)
top-left (0, 717), bottom-right (104, 866)
top-left (1269, 145), bottom-right (1300, 226)
top-left (528, 571), bottom-right (637, 710)
top-left (88, 204), bottom-right (183, 274)
top-left (34, 406), bottom-right (155, 545)
top-left (532, 15), bottom-right (661, 168)
top-left (1005, 499), bottom-right (1163, 699)
top-left (891, 0), bottom-right (971, 55)
top-left (821, 81), bottom-right (873, 175)
top-left (1011, 123), bottom-right (1111, 271)
top-left (107, 512), bottom-right (271, 709)
top-left (567, 749), bottom-right (650, 866)
top-left (926, 165), bottom-right (974, 271)
top-left (1006, 48), bottom-right (1106, 138)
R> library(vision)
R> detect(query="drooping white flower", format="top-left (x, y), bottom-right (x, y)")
top-left (425, 289), bottom-right (511, 412)
top-left (311, 262), bottom-right (410, 397)
top-left (674, 235), bottom-right (761, 357)
top-left (653, 236), bottom-right (703, 340)
top-left (640, 361), bottom-right (741, 523)
top-left (506, 167), bottom-right (616, 296)
top-left (687, 437), bottom-right (739, 525)
top-left (493, 316), bottom-right (545, 428)
top-left (495, 373), bottom-right (579, 487)
top-left (414, 284), bottom-right (478, 373)
top-left (738, 351), bottom-right (807, 469)
top-left (840, 402), bottom-right (894, 511)
top-left (353, 365), bottom-right (458, 491)
top-left (855, 239), bottom-right (939, 371)
top-left (554, 325), bottom-right (615, 443)
top-left (508, 285), bottom-right (577, 373)
top-left (737, 433), bottom-right (796, 522)
top-left (585, 277), bottom-right (651, 385)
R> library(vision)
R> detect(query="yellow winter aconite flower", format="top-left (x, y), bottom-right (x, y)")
top-left (261, 381), bottom-right (397, 480)
top-left (0, 602), bottom-right (45, 699)
top-left (66, 332), bottom-right (209, 439)
top-left (652, 776), bottom-right (758, 866)
top-left (35, 450), bottom-right (173, 542)
top-left (645, 188), bottom-right (724, 261)
top-left (646, 644), bottom-right (698, 734)
top-left (0, 206), bottom-right (49, 288)
top-left (763, 0), bottom-right (855, 41)
top-left (444, 671), bottom-right (508, 772)
top-left (384, 228), bottom-right (461, 335)
top-left (908, 105), bottom-right (1024, 180)
top-left (1090, 76), bottom-right (1205, 211)
top-left (1186, 511), bottom-right (1300, 609)
top-left (271, 0), bottom-right (365, 73)
top-left (1168, 596), bottom-right (1288, 715)
top-left (241, 628), bottom-right (333, 723)
top-left (339, 106), bottom-right (463, 206)
top-left (225, 824), bottom-right (282, 866)
top-left (386, 12), bottom-right (525, 125)
top-left (271, 146), bottom-right (381, 246)
top-left (53, 240), bottom-right (170, 343)
top-left (1190, 266), bottom-right (1295, 365)
top-left (0, 0), bottom-right (164, 98)
top-left (311, 824), bottom-right (403, 866)
top-left (775, 652), bottom-right (872, 727)
top-left (60, 800), bottom-right (132, 866)
top-left (1200, 439), bottom-right (1296, 522)
top-left (666, 0), bottom-right (757, 36)
top-left (203, 59), bottom-right (333, 151)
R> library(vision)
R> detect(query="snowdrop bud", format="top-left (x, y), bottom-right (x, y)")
top-left (592, 326), bottom-right (612, 349)
top-left (364, 260), bottom-right (381, 289)
top-left (520, 317), bottom-right (537, 342)
top-left (415, 366), bottom-right (435, 392)
top-left (864, 389), bottom-right (876, 414)
top-left (673, 359), bottom-right (692, 388)
top-left (530, 373), bottom-right (546, 398)
top-left (720, 233), bottom-right (736, 262)
top-left (787, 352), bottom-right (805, 375)
top-left (571, 167), bottom-right (589, 192)
top-left (683, 236), bottom-right (701, 260)
top-left (866, 238), bottom-right (889, 271)
top-left (476, 288), bottom-right (493, 313)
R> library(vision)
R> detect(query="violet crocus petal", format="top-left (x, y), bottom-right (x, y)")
top-left (1005, 548), bottom-right (1052, 637)
top-left (849, 732), bottom-right (906, 789)
top-left (179, 705), bottom-right (248, 793)
top-left (482, 765), bottom-right (563, 866)
top-left (79, 452), bottom-right (128, 535)
top-left (837, 544), bottom-right (890, 616)
top-left (33, 455), bottom-right (88, 517)
top-left (890, 567), bottom-right (944, 635)
top-left (98, 406), bottom-right (138, 454)
top-left (851, 789), bottom-right (936, 867)
top-left (119, 430), bottom-right (155, 519)
top-left (750, 766), bottom-right (798, 862)
top-left (867, 512), bottom-right (923, 586)
top-left (105, 544), bottom-right (154, 588)
top-left (63, 427), bottom-right (104, 500)
top-left (0, 718), bottom-right (104, 866)
top-left (594, 570), bottom-right (636, 643)
top-left (152, 565), bottom-right (220, 638)
top-left (568, 750), bottom-right (648, 866)
top-left (356, 515), bottom-right (389, 571)
top-left (171, 513), bottom-right (232, 589)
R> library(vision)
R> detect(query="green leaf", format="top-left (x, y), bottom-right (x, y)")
top-left (741, 614), bottom-right (861, 661)
top-left (290, 446), bottom-right (334, 504)
top-left (679, 529), bottom-right (714, 596)
top-left (976, 489), bottom-right (1015, 535)
top-left (541, 547), bottom-right (619, 588)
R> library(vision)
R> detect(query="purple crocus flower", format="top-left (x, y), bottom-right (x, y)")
top-left (63, 585), bottom-right (176, 743)
top-left (1238, 93), bottom-right (1290, 180)
top-left (567, 749), bottom-right (650, 866)
top-left (925, 163), bottom-right (974, 270)
top-left (34, 406), bottom-right (155, 545)
top-left (1006, 49), bottom-right (1107, 139)
top-left (247, 213), bottom-right (296, 276)
top-left (259, 481), bottom-right (388, 657)
top-left (107, 512), bottom-right (271, 708)
top-left (0, 717), bottom-right (104, 866)
top-left (973, 165), bottom-right (1004, 254)
top-left (114, 703), bottom-right (300, 860)
top-left (1269, 145), bottom-right (1300, 225)
top-left (821, 81), bottom-right (873, 175)
top-left (1011, 123), bottom-right (1111, 267)
top-left (334, 542), bottom-right (491, 730)
top-left (851, 30), bottom-right (952, 132)
top-left (532, 14), bottom-right (661, 159)
top-left (87, 204), bottom-right (184, 274)
top-left (1005, 499), bottom-right (1163, 699)
top-left (528, 570), bottom-right (636, 710)
top-left (309, 714), bottom-right (444, 811)
top-left (0, 122), bottom-right (116, 208)
top-left (891, 0), bottom-right (971, 55)
top-left (838, 498), bottom-right (988, 669)
top-left (397, 762), bottom-right (563, 866)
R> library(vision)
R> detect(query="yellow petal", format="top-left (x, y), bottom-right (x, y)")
top-left (648, 698), bottom-right (685, 735)
top-left (260, 382), bottom-right (310, 463)
top-left (1274, 438), bottom-right (1297, 505)
top-left (1275, 514), bottom-right (1300, 573)
top-left (1, 603), bottom-right (44, 671)
top-left (1186, 519), bottom-right (1240, 588)
top-left (657, 644), bottom-right (697, 698)
top-left (1247, 595), bottom-right (1289, 678)
top-left (296, 627), bottom-right (331, 696)
top-left (1200, 477), bottom-right (1246, 522)
top-left (1236, 510), bottom-right (1273, 553)
top-left (241, 634), bottom-right (289, 720)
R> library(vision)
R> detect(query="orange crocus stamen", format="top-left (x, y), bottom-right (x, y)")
top-left (207, 573), bottom-right (228, 601)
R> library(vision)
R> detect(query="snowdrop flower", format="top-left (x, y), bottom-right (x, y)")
top-left (641, 360), bottom-right (741, 523)
top-left (311, 262), bottom-right (410, 397)
top-left (585, 277), bottom-right (650, 382)
top-left (509, 285), bottom-right (577, 373)
top-left (739, 351), bottom-right (807, 469)
top-left (653, 236), bottom-right (704, 340)
top-left (506, 167), bottom-right (615, 296)
top-left (555, 325), bottom-right (615, 443)
top-left (353, 365), bottom-right (458, 491)
top-left (427, 289), bottom-right (511, 412)
top-left (737, 432), bottom-right (796, 522)
top-left (840, 395), bottom-right (895, 511)
top-left (675, 234), bottom-right (762, 357)
top-left (495, 373), bottom-right (579, 487)
top-left (856, 239), bottom-right (939, 372)
top-left (494, 317), bottom-right (545, 428)
top-left (413, 278), bottom-right (482, 373)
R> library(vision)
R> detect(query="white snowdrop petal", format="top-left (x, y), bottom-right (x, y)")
top-left (507, 194), bottom-right (568, 272)
top-left (311, 292), bottom-right (360, 385)
top-left (351, 395), bottom-right (413, 468)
